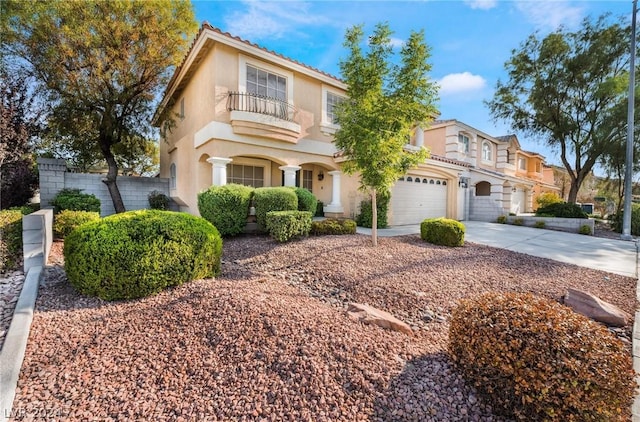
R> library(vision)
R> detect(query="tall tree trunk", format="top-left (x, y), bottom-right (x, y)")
top-left (371, 188), bottom-right (378, 247)
top-left (101, 142), bottom-right (126, 213)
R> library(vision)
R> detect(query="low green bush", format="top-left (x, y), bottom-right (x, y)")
top-left (535, 202), bottom-right (588, 219)
top-left (148, 190), bottom-right (170, 210)
top-left (53, 210), bottom-right (100, 239)
top-left (512, 218), bottom-right (524, 226)
top-left (253, 187), bottom-right (298, 231)
top-left (356, 191), bottom-right (389, 228)
top-left (64, 210), bottom-right (222, 301)
top-left (292, 187), bottom-right (318, 213)
top-left (315, 201), bottom-right (324, 217)
top-left (198, 184), bottom-right (254, 237)
top-left (420, 218), bottom-right (465, 247)
top-left (0, 210), bottom-right (23, 272)
top-left (265, 211), bottom-right (312, 242)
top-left (496, 215), bottom-right (507, 224)
top-left (579, 224), bottom-right (592, 235)
top-left (533, 220), bottom-right (546, 229)
top-left (310, 218), bottom-right (357, 235)
top-left (50, 188), bottom-right (100, 213)
top-left (449, 292), bottom-right (634, 421)
top-left (536, 191), bottom-right (563, 209)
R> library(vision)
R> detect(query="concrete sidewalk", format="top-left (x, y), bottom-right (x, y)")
top-left (357, 220), bottom-right (638, 278)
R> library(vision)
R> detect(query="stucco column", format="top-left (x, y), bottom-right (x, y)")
top-left (279, 165), bottom-right (301, 187)
top-left (324, 170), bottom-right (344, 213)
top-left (207, 157), bottom-right (233, 186)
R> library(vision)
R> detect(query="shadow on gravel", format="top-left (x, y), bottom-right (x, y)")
top-left (372, 352), bottom-right (511, 422)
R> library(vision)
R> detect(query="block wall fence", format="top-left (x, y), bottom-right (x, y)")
top-left (37, 158), bottom-right (174, 216)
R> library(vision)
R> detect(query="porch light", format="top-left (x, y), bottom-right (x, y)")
top-left (318, 171), bottom-right (324, 181)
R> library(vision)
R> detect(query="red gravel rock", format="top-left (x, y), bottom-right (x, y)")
top-left (10, 234), bottom-right (636, 421)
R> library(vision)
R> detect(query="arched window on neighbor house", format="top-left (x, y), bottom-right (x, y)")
top-left (475, 181), bottom-right (491, 196)
top-left (482, 141), bottom-right (493, 161)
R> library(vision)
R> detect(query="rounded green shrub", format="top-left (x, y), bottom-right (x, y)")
top-left (311, 218), bottom-right (357, 235)
top-left (512, 217), bottom-right (524, 226)
top-left (265, 210), bottom-right (312, 242)
top-left (53, 210), bottom-right (100, 239)
top-left (449, 292), bottom-right (634, 421)
top-left (535, 202), bottom-right (588, 219)
top-left (533, 220), bottom-right (546, 229)
top-left (536, 191), bottom-right (563, 209)
top-left (64, 210), bottom-right (222, 301)
top-left (292, 187), bottom-right (318, 213)
top-left (613, 203), bottom-right (640, 235)
top-left (198, 184), bottom-right (253, 237)
top-left (253, 187), bottom-right (297, 231)
top-left (579, 224), bottom-right (592, 235)
top-left (356, 191), bottom-right (390, 228)
top-left (496, 215), bottom-right (507, 224)
top-left (420, 218), bottom-right (465, 247)
top-left (148, 190), bottom-right (170, 210)
top-left (50, 188), bottom-right (101, 213)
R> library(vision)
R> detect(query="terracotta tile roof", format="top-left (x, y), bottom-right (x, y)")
top-left (429, 154), bottom-right (470, 167)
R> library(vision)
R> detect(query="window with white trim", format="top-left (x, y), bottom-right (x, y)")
top-left (179, 98), bottom-right (185, 120)
top-left (326, 92), bottom-right (345, 124)
top-left (227, 164), bottom-right (264, 187)
top-left (482, 141), bottom-right (493, 161)
top-left (246, 65), bottom-right (286, 100)
top-left (459, 134), bottom-right (470, 153)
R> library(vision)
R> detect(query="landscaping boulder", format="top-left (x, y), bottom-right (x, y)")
top-left (347, 303), bottom-right (413, 335)
top-left (564, 288), bottom-right (631, 327)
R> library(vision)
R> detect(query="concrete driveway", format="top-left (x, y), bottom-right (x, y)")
top-left (357, 221), bottom-right (638, 278)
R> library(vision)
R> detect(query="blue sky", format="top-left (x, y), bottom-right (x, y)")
top-left (192, 0), bottom-right (634, 170)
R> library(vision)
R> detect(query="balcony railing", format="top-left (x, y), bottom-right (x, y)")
top-left (227, 91), bottom-right (296, 122)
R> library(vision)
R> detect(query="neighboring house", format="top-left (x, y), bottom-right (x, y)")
top-left (153, 24), bottom-right (469, 225)
top-left (423, 120), bottom-right (560, 221)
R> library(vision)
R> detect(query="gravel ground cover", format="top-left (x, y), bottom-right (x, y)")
top-left (9, 234), bottom-right (636, 421)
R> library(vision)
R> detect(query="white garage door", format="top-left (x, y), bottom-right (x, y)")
top-left (391, 176), bottom-right (448, 225)
top-left (511, 188), bottom-right (526, 214)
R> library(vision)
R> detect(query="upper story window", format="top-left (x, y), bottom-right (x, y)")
top-left (326, 92), bottom-right (345, 124)
top-left (518, 157), bottom-right (527, 170)
top-left (179, 98), bottom-right (185, 120)
top-left (535, 162), bottom-right (541, 172)
top-left (246, 65), bottom-right (287, 101)
top-left (482, 141), bottom-right (493, 161)
top-left (458, 134), bottom-right (470, 153)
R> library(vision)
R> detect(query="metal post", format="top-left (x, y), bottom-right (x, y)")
top-left (622, 0), bottom-right (638, 240)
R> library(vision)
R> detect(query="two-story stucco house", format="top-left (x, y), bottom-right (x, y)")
top-left (154, 23), bottom-right (472, 226)
top-left (423, 120), bottom-right (560, 221)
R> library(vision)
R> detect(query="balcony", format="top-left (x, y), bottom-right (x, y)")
top-left (227, 92), bottom-right (301, 143)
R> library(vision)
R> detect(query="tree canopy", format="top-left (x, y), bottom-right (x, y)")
top-left (487, 15), bottom-right (631, 203)
top-left (334, 23), bottom-right (438, 245)
top-left (2, 0), bottom-right (197, 212)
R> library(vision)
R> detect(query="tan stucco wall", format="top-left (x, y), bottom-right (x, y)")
top-left (423, 127), bottom-right (446, 155)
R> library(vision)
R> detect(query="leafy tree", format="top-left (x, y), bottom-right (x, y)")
top-left (487, 15), bottom-right (630, 204)
top-left (2, 0), bottom-right (197, 212)
top-left (334, 23), bottom-right (438, 245)
top-left (0, 64), bottom-right (41, 208)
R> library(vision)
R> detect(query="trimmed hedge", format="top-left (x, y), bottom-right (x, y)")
top-left (148, 190), bottom-right (170, 210)
top-left (356, 191), bottom-right (390, 228)
top-left (613, 203), bottom-right (640, 235)
top-left (198, 184), bottom-right (254, 237)
top-left (53, 210), bottom-right (100, 239)
top-left (535, 202), bottom-right (588, 218)
top-left (420, 218), bottom-right (465, 247)
top-left (253, 187), bottom-right (298, 231)
top-left (292, 187), bottom-right (318, 213)
top-left (311, 218), bottom-right (357, 236)
top-left (0, 210), bottom-right (23, 272)
top-left (64, 210), bottom-right (222, 301)
top-left (50, 188), bottom-right (100, 213)
top-left (449, 292), bottom-right (634, 421)
top-left (265, 211), bottom-right (312, 242)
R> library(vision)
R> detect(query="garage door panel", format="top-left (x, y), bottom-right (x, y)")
top-left (391, 177), bottom-right (448, 225)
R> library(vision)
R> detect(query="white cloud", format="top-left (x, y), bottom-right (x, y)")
top-left (225, 1), bottom-right (330, 40)
top-left (464, 0), bottom-right (498, 10)
top-left (437, 72), bottom-right (487, 96)
top-left (515, 0), bottom-right (584, 30)
top-left (389, 37), bottom-right (405, 49)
